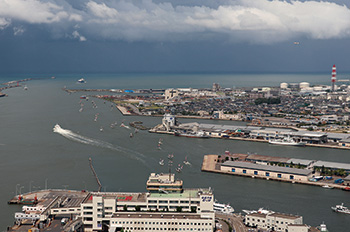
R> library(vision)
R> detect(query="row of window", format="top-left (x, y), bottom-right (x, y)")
top-left (120, 227), bottom-right (210, 231)
top-left (231, 169), bottom-right (295, 179)
top-left (112, 221), bottom-right (211, 226)
top-left (148, 200), bottom-right (200, 204)
top-left (52, 208), bottom-right (79, 213)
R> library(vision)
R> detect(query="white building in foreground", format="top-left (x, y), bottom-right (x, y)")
top-left (81, 173), bottom-right (215, 231)
top-left (245, 212), bottom-right (306, 232)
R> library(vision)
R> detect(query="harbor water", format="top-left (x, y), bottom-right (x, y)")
top-left (0, 73), bottom-right (349, 230)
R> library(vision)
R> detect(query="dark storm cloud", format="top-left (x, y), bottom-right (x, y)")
top-left (1, 0), bottom-right (350, 43)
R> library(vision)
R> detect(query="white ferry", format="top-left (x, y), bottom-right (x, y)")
top-left (77, 78), bottom-right (86, 83)
top-left (213, 202), bottom-right (234, 214)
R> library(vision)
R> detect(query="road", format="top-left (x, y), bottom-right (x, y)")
top-left (216, 213), bottom-right (248, 232)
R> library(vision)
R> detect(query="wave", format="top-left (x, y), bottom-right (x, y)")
top-left (53, 124), bottom-right (147, 165)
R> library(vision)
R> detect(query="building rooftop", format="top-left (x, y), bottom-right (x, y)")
top-left (246, 154), bottom-right (290, 163)
top-left (83, 192), bottom-right (148, 204)
top-left (286, 158), bottom-right (315, 166)
top-left (268, 212), bottom-right (301, 220)
top-left (149, 188), bottom-right (211, 199)
top-left (222, 161), bottom-right (313, 176)
top-left (247, 213), bottom-right (267, 218)
top-left (313, 161), bottom-right (350, 171)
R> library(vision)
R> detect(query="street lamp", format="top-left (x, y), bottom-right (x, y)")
top-left (19, 186), bottom-right (24, 195)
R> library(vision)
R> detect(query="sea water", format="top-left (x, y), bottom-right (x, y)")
top-left (0, 73), bottom-right (349, 230)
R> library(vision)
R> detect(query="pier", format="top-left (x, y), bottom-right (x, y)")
top-left (89, 157), bottom-right (102, 192)
top-left (202, 154), bottom-right (350, 190)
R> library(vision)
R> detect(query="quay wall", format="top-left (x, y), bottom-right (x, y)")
top-left (150, 127), bottom-right (350, 150)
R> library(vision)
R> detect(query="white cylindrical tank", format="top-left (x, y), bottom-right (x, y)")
top-left (313, 86), bottom-right (323, 91)
top-left (280, 82), bottom-right (288, 89)
top-left (299, 82), bottom-right (310, 89)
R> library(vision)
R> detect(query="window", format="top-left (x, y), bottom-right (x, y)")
top-left (180, 201), bottom-right (189, 204)
top-left (232, 168), bottom-right (235, 172)
top-left (159, 200), bottom-right (168, 204)
top-left (266, 172), bottom-right (270, 177)
top-left (243, 170), bottom-right (247, 174)
top-left (290, 175), bottom-right (294, 180)
top-left (277, 174), bottom-right (282, 178)
top-left (170, 200), bottom-right (178, 204)
top-left (148, 200), bottom-right (157, 203)
top-left (254, 171), bottom-right (258, 175)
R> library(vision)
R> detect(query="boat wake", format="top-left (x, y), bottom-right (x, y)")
top-left (53, 124), bottom-right (147, 165)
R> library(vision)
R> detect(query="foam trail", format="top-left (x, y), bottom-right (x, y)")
top-left (53, 124), bottom-right (147, 165)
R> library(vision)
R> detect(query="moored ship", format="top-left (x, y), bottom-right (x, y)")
top-left (269, 135), bottom-right (306, 146)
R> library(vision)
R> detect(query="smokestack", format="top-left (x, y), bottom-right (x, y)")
top-left (331, 65), bottom-right (336, 92)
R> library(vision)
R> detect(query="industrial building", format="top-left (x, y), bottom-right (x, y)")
top-left (221, 161), bottom-right (313, 182)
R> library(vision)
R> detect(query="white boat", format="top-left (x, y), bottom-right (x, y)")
top-left (269, 135), bottom-right (306, 146)
top-left (183, 156), bottom-right (191, 166)
top-left (159, 159), bottom-right (164, 166)
top-left (322, 185), bottom-right (334, 189)
top-left (213, 202), bottom-right (234, 214)
top-left (77, 78), bottom-right (86, 83)
top-left (242, 208), bottom-right (275, 215)
top-left (331, 203), bottom-right (350, 214)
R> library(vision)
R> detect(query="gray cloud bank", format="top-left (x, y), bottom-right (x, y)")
top-left (1, 0), bottom-right (350, 43)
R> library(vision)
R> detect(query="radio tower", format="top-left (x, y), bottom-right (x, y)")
top-left (331, 64), bottom-right (336, 92)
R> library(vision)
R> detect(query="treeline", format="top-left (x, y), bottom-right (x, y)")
top-left (254, 97), bottom-right (281, 105)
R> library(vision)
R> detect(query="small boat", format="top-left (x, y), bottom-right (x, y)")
top-left (120, 123), bottom-right (130, 129)
top-left (23, 85), bottom-right (28, 90)
top-left (159, 159), bottom-right (164, 166)
top-left (176, 165), bottom-right (183, 173)
top-left (80, 95), bottom-right (87, 99)
top-left (214, 201), bottom-right (234, 214)
top-left (100, 127), bottom-right (104, 132)
top-left (331, 203), bottom-right (350, 214)
top-left (77, 78), bottom-right (86, 83)
top-left (158, 138), bottom-right (163, 145)
top-left (130, 133), bottom-right (133, 138)
top-left (79, 107), bottom-right (83, 112)
top-left (322, 185), bottom-right (334, 189)
top-left (183, 156), bottom-right (191, 166)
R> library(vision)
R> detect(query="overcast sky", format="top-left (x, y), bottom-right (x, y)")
top-left (1, 0), bottom-right (350, 73)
